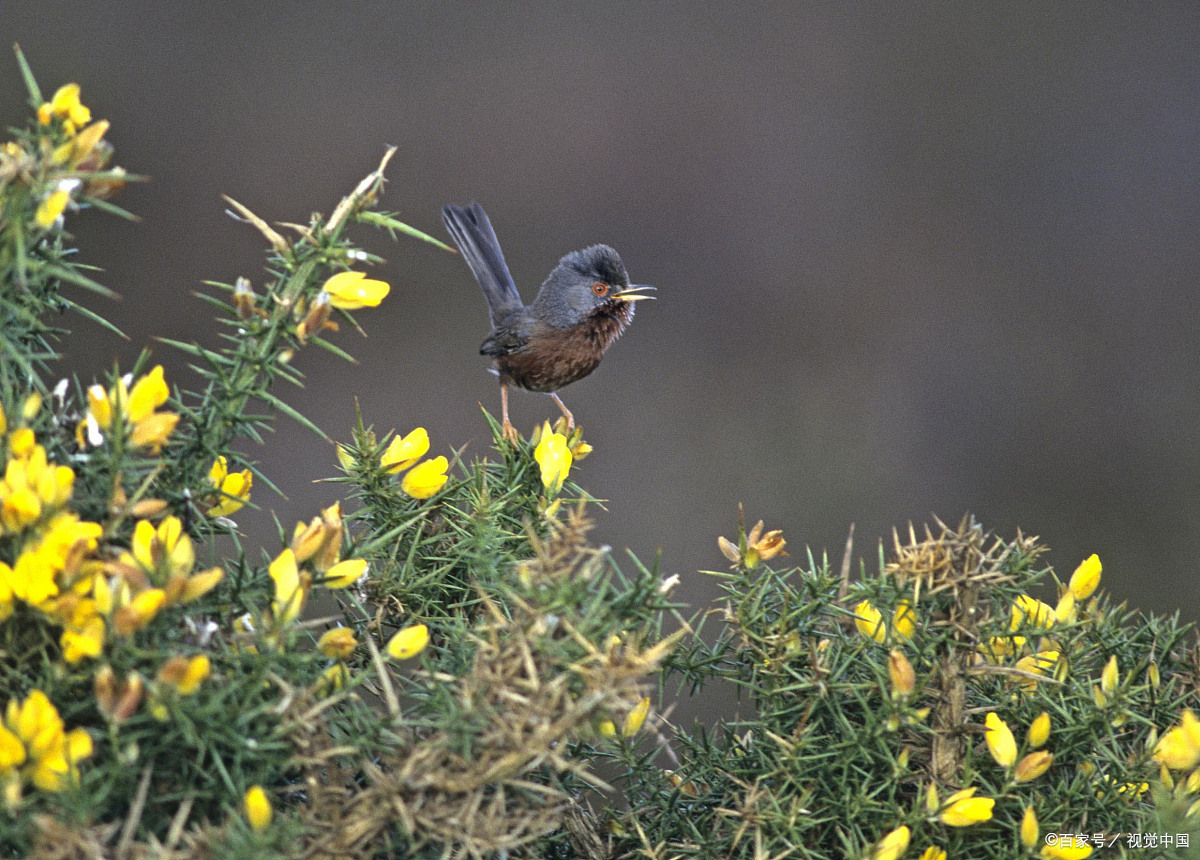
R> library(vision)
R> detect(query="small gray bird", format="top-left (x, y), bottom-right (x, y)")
top-left (442, 203), bottom-right (654, 442)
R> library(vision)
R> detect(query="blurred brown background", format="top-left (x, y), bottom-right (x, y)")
top-left (4, 3), bottom-right (1200, 621)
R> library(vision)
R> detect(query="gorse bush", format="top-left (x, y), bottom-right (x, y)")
top-left (2, 49), bottom-right (1200, 860)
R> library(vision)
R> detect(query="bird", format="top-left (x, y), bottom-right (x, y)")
top-left (442, 202), bottom-right (654, 443)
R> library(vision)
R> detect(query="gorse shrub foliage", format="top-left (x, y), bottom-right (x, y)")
top-left (2, 50), bottom-right (1200, 860)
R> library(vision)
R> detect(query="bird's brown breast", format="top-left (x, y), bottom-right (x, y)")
top-left (495, 301), bottom-right (634, 393)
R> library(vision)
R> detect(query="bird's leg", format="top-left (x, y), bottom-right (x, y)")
top-left (500, 385), bottom-right (519, 444)
top-left (549, 392), bottom-right (575, 431)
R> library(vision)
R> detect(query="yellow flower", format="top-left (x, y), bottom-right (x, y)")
top-left (1154, 710), bottom-right (1200, 771)
top-left (157, 655), bottom-right (211, 696)
top-left (985, 712), bottom-right (1017, 768)
top-left (49, 83), bottom-right (91, 126)
top-left (129, 412), bottom-right (179, 451)
top-left (179, 567), bottom-right (224, 603)
top-left (888, 649), bottom-right (916, 699)
top-left (893, 600), bottom-right (916, 638)
top-left (381, 427), bottom-right (429, 473)
top-left (317, 627), bottom-right (357, 660)
top-left (52, 119), bottom-right (110, 168)
top-left (206, 456), bottom-right (253, 517)
top-left (113, 588), bottom-right (166, 636)
top-left (323, 558), bottom-right (368, 589)
top-left (918, 849), bottom-right (946, 860)
top-left (1015, 750), bottom-right (1054, 782)
top-left (938, 786), bottom-right (994, 826)
top-left (1069, 554), bottom-right (1101, 600)
top-left (81, 367), bottom-right (177, 451)
top-left (385, 623), bottom-right (429, 660)
top-left (1054, 591), bottom-right (1076, 624)
top-left (320, 271), bottom-right (391, 309)
top-left (1100, 655), bottom-right (1119, 696)
top-left (1011, 594), bottom-right (1056, 631)
top-left (35, 190), bottom-right (70, 228)
top-left (534, 425), bottom-right (573, 494)
top-left (244, 784), bottom-right (272, 831)
top-left (869, 825), bottom-right (909, 860)
top-left (1014, 650), bottom-right (1060, 691)
top-left (855, 600), bottom-right (885, 643)
top-left (61, 615), bottom-right (105, 663)
top-left (1028, 711), bottom-right (1051, 748)
top-left (855, 599), bottom-right (914, 644)
top-left (4, 690), bottom-right (91, 792)
top-left (1041, 838), bottom-right (1093, 859)
top-left (1020, 805), bottom-right (1039, 849)
top-left (623, 697), bottom-right (651, 737)
top-left (128, 365), bottom-right (169, 422)
top-left (269, 549), bottom-right (306, 627)
top-left (128, 516), bottom-right (196, 582)
top-left (10, 546), bottom-right (60, 605)
top-left (401, 456), bottom-right (449, 499)
top-left (317, 662), bottom-right (350, 695)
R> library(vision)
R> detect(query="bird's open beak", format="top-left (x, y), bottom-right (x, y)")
top-left (613, 284), bottom-right (656, 302)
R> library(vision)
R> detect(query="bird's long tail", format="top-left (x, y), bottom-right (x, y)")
top-left (442, 203), bottom-right (523, 327)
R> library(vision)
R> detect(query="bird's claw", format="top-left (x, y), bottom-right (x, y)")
top-left (501, 420), bottom-right (521, 445)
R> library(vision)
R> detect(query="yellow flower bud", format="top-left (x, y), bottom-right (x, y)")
top-left (1069, 554), bottom-right (1101, 600)
top-left (1014, 750), bottom-right (1054, 782)
top-left (1028, 711), bottom-right (1051, 748)
top-left (244, 785), bottom-right (272, 831)
top-left (888, 649), bottom-right (916, 699)
top-left (623, 697), bottom-right (651, 737)
top-left (1054, 591), bottom-right (1076, 624)
top-left (317, 627), bottom-right (358, 660)
top-left (918, 849), bottom-right (946, 860)
top-left (1100, 655), bottom-right (1119, 696)
top-left (1020, 805), bottom-right (1039, 849)
top-left (385, 623), bottom-right (429, 660)
top-left (984, 712), bottom-right (1017, 768)
top-left (855, 600), bottom-right (886, 643)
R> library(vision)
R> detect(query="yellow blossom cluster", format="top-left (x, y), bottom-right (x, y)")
top-left (206, 455), bottom-right (253, 517)
top-left (983, 711), bottom-right (1055, 782)
top-left (855, 598), bottom-right (916, 644)
top-left (978, 554), bottom-right (1103, 691)
top-left (380, 427), bottom-right (449, 499)
top-left (0, 403), bottom-right (107, 656)
top-left (0, 690), bottom-right (92, 805)
top-left (77, 365), bottom-right (179, 453)
top-left (264, 502), bottom-right (368, 642)
top-left (28, 84), bottom-right (121, 224)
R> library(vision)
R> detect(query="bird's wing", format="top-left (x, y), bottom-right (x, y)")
top-left (442, 203), bottom-right (524, 328)
top-left (480, 325), bottom-right (529, 357)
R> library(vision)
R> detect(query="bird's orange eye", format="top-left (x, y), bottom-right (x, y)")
top-left (591, 282), bottom-right (609, 296)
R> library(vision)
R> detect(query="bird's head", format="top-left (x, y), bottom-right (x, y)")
top-left (535, 245), bottom-right (654, 325)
